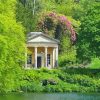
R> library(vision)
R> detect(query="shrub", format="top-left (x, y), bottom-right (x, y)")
top-left (88, 58), bottom-right (100, 69)
top-left (40, 67), bottom-right (49, 73)
top-left (19, 69), bottom-right (100, 93)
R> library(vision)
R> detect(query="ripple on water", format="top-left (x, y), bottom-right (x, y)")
top-left (0, 93), bottom-right (100, 100)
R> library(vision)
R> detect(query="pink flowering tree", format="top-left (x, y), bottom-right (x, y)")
top-left (37, 12), bottom-right (79, 66)
top-left (38, 12), bottom-right (77, 43)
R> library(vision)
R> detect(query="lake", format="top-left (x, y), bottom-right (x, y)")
top-left (0, 93), bottom-right (100, 100)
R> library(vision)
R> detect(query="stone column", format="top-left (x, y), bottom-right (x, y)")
top-left (45, 47), bottom-right (48, 67)
top-left (52, 48), bottom-right (55, 68)
top-left (34, 47), bottom-right (37, 68)
top-left (55, 46), bottom-right (58, 67)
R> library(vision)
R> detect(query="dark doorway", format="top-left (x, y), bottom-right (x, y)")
top-left (37, 56), bottom-right (42, 68)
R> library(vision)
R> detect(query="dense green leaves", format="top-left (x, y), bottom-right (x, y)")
top-left (0, 0), bottom-right (25, 93)
top-left (0, 0), bottom-right (100, 93)
top-left (77, 2), bottom-right (100, 62)
top-left (20, 69), bottom-right (100, 93)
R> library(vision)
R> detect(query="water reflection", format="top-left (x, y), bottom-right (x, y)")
top-left (0, 93), bottom-right (100, 100)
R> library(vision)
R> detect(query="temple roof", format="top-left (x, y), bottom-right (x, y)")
top-left (27, 32), bottom-right (59, 44)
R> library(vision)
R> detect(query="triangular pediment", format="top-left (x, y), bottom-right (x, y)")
top-left (28, 35), bottom-right (58, 43)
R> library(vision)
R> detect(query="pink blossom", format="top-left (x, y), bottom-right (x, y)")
top-left (49, 12), bottom-right (56, 17)
top-left (70, 28), bottom-right (76, 41)
top-left (40, 12), bottom-right (77, 42)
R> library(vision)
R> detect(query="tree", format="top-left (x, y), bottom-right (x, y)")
top-left (77, 2), bottom-right (100, 63)
top-left (16, 0), bottom-right (44, 32)
top-left (72, 0), bottom-right (96, 20)
top-left (0, 0), bottom-right (25, 93)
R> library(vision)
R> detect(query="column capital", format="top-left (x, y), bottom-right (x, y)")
top-left (54, 46), bottom-right (58, 49)
top-left (56, 46), bottom-right (58, 48)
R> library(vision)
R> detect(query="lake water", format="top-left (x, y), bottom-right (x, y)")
top-left (0, 93), bottom-right (100, 100)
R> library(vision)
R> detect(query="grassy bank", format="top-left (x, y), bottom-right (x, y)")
top-left (18, 68), bottom-right (100, 93)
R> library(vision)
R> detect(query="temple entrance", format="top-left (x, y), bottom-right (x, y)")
top-left (37, 56), bottom-right (42, 68)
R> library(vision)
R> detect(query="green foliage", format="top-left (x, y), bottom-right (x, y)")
top-left (18, 69), bottom-right (100, 93)
top-left (0, 0), bottom-right (99, 94)
top-left (59, 34), bottom-right (76, 67)
top-left (21, 81), bottom-right (43, 92)
top-left (88, 58), bottom-right (100, 69)
top-left (16, 1), bottom-right (37, 32)
top-left (77, 2), bottom-right (100, 62)
top-left (72, 0), bottom-right (96, 20)
top-left (0, 0), bottom-right (25, 93)
top-left (0, 64), bottom-right (100, 93)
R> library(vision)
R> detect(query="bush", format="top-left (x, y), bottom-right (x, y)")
top-left (20, 81), bottom-right (43, 92)
top-left (14, 69), bottom-right (100, 93)
top-left (88, 58), bottom-right (100, 69)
